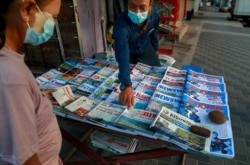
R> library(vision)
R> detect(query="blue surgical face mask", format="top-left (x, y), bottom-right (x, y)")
top-left (24, 5), bottom-right (55, 46)
top-left (128, 10), bottom-right (148, 24)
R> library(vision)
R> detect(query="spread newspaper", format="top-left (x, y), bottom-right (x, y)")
top-left (179, 94), bottom-right (234, 158)
top-left (45, 58), bottom-right (234, 159)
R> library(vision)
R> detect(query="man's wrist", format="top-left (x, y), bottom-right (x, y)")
top-left (119, 83), bottom-right (132, 91)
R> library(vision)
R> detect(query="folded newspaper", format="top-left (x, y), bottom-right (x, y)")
top-left (64, 95), bottom-right (100, 117)
top-left (150, 106), bottom-right (213, 153)
top-left (52, 85), bottom-right (78, 107)
top-left (179, 94), bottom-right (234, 158)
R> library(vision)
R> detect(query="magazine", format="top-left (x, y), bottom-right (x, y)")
top-left (84, 78), bottom-right (103, 88)
top-left (36, 69), bottom-right (63, 86)
top-left (81, 58), bottom-right (97, 65)
top-left (52, 85), bottom-right (78, 107)
top-left (57, 67), bottom-right (82, 83)
top-left (114, 109), bottom-right (157, 135)
top-left (57, 61), bottom-right (75, 73)
top-left (135, 81), bottom-right (157, 96)
top-left (105, 87), bottom-right (121, 105)
top-left (147, 97), bottom-right (180, 113)
top-left (140, 78), bottom-right (159, 87)
top-left (43, 78), bottom-right (67, 89)
top-left (79, 68), bottom-right (97, 77)
top-left (167, 66), bottom-right (187, 75)
top-left (97, 88), bottom-right (113, 101)
top-left (74, 62), bottom-right (88, 70)
top-left (187, 76), bottom-right (226, 92)
top-left (93, 60), bottom-right (108, 68)
top-left (163, 67), bottom-right (187, 81)
top-left (68, 74), bottom-right (89, 86)
top-left (90, 130), bottom-right (139, 154)
top-left (165, 67), bottom-right (187, 79)
top-left (143, 75), bottom-right (162, 83)
top-left (165, 71), bottom-right (187, 80)
top-left (135, 86), bottom-right (155, 96)
top-left (77, 77), bottom-right (103, 94)
top-left (86, 102), bottom-right (125, 124)
top-left (107, 79), bottom-right (120, 90)
top-left (89, 86), bottom-right (109, 100)
top-left (65, 59), bottom-right (80, 66)
top-left (130, 71), bottom-right (145, 82)
top-left (156, 83), bottom-right (184, 98)
top-left (133, 91), bottom-right (151, 109)
top-left (161, 75), bottom-right (185, 88)
top-left (179, 95), bottom-right (234, 158)
top-left (87, 65), bottom-right (102, 72)
top-left (185, 82), bottom-right (228, 105)
top-left (150, 106), bottom-right (213, 153)
top-left (64, 95), bottom-right (100, 117)
top-left (101, 73), bottom-right (118, 87)
top-left (131, 62), bottom-right (152, 75)
top-left (92, 67), bottom-right (115, 81)
top-left (149, 91), bottom-right (181, 112)
top-left (188, 70), bottom-right (224, 84)
top-left (106, 62), bottom-right (119, 70)
top-left (151, 91), bottom-right (181, 105)
top-left (162, 74), bottom-right (186, 83)
top-left (148, 66), bottom-right (166, 78)
top-left (158, 54), bottom-right (176, 67)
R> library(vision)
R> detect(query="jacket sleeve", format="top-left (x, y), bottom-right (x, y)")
top-left (113, 19), bottom-right (132, 85)
top-left (150, 7), bottom-right (160, 52)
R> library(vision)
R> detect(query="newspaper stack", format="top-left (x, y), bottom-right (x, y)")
top-left (178, 69), bottom-right (234, 158)
top-left (90, 130), bottom-right (140, 154)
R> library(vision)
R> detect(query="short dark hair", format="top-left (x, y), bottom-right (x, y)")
top-left (0, 0), bottom-right (14, 49)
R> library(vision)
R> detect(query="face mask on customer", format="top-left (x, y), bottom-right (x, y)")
top-left (24, 5), bottom-right (55, 46)
top-left (128, 10), bottom-right (148, 24)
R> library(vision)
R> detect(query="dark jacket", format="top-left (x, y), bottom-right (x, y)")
top-left (113, 6), bottom-right (160, 84)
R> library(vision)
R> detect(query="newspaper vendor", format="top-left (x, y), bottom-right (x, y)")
top-left (113, 0), bottom-right (161, 109)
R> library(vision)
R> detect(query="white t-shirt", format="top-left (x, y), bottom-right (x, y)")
top-left (0, 48), bottom-right (62, 165)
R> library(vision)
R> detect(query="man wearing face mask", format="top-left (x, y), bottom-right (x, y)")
top-left (0, 0), bottom-right (62, 165)
top-left (113, 0), bottom-right (161, 109)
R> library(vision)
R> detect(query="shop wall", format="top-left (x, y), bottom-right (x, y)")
top-left (77, 0), bottom-right (105, 58)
